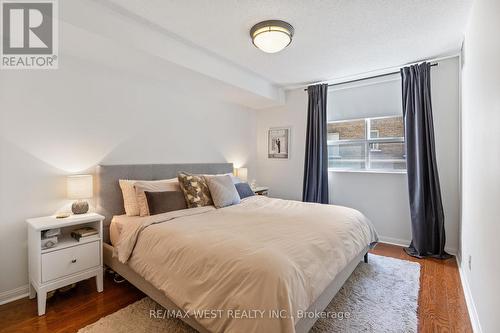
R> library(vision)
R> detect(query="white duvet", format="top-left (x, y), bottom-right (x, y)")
top-left (114, 196), bottom-right (378, 333)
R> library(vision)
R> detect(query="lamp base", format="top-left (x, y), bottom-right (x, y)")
top-left (72, 200), bottom-right (89, 214)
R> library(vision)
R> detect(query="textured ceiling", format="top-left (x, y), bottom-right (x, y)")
top-left (106, 0), bottom-right (472, 87)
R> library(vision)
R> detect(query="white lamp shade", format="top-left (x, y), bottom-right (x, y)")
top-left (67, 175), bottom-right (93, 199)
top-left (253, 30), bottom-right (291, 53)
top-left (236, 168), bottom-right (248, 182)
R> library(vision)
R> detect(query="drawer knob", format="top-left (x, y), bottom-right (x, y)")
top-left (71, 259), bottom-right (77, 263)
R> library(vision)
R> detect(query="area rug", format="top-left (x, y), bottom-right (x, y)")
top-left (79, 254), bottom-right (420, 333)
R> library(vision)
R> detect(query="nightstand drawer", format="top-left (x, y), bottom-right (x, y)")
top-left (41, 241), bottom-right (100, 282)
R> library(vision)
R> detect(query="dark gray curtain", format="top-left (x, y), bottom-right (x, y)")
top-left (302, 84), bottom-right (329, 204)
top-left (401, 62), bottom-right (450, 259)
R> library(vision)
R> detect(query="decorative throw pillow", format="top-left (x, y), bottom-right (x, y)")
top-left (119, 179), bottom-right (140, 216)
top-left (207, 175), bottom-right (241, 208)
top-left (134, 179), bottom-right (180, 216)
top-left (204, 173), bottom-right (241, 184)
top-left (144, 191), bottom-right (187, 215)
top-left (235, 182), bottom-right (255, 199)
top-left (177, 172), bottom-right (213, 208)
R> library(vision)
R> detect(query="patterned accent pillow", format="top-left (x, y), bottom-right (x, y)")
top-left (177, 172), bottom-right (213, 208)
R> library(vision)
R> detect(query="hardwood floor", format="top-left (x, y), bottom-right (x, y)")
top-left (0, 270), bottom-right (144, 333)
top-left (0, 243), bottom-right (472, 333)
top-left (370, 243), bottom-right (472, 333)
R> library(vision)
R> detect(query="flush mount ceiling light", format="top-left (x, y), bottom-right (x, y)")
top-left (250, 20), bottom-right (294, 53)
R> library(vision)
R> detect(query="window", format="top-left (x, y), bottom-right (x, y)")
top-left (369, 130), bottom-right (380, 151)
top-left (328, 132), bottom-right (340, 157)
top-left (327, 116), bottom-right (406, 172)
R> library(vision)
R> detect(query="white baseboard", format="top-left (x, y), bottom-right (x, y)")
top-left (0, 284), bottom-right (29, 305)
top-left (377, 236), bottom-right (410, 247)
top-left (456, 257), bottom-right (482, 333)
top-left (377, 236), bottom-right (457, 255)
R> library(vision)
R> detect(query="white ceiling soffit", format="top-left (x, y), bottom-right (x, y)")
top-left (58, 0), bottom-right (284, 109)
top-left (98, 0), bottom-right (472, 88)
top-left (58, 23), bottom-right (280, 110)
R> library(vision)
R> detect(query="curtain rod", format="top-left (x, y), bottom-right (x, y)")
top-left (303, 63), bottom-right (438, 91)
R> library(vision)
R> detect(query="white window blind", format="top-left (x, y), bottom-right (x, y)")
top-left (327, 74), bottom-right (405, 172)
top-left (327, 74), bottom-right (402, 121)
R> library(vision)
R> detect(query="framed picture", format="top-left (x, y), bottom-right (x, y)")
top-left (268, 127), bottom-right (290, 159)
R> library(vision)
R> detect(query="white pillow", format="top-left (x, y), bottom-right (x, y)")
top-left (134, 179), bottom-right (180, 216)
top-left (119, 179), bottom-right (140, 216)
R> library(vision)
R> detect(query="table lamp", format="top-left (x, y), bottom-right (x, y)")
top-left (67, 175), bottom-right (93, 214)
top-left (235, 167), bottom-right (248, 182)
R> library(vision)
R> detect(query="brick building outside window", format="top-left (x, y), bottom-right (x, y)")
top-left (327, 116), bottom-right (406, 171)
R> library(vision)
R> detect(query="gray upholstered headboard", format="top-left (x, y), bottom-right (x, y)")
top-left (96, 163), bottom-right (233, 243)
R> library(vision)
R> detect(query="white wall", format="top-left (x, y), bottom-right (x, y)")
top-left (0, 55), bottom-right (257, 300)
top-left (460, 0), bottom-right (500, 331)
top-left (256, 88), bottom-right (307, 200)
top-left (257, 57), bottom-right (460, 253)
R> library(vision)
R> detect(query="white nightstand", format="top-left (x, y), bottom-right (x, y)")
top-left (253, 186), bottom-right (269, 196)
top-left (27, 213), bottom-right (104, 316)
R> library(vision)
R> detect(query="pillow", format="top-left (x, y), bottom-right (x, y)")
top-left (134, 179), bottom-right (180, 216)
top-left (235, 182), bottom-right (255, 200)
top-left (119, 180), bottom-right (140, 216)
top-left (204, 173), bottom-right (241, 184)
top-left (177, 172), bottom-right (213, 208)
top-left (144, 191), bottom-right (187, 215)
top-left (207, 175), bottom-right (241, 208)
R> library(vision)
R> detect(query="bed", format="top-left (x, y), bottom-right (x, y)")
top-left (97, 163), bottom-right (378, 333)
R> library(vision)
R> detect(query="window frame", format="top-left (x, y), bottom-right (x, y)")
top-left (369, 129), bottom-right (381, 151)
top-left (327, 115), bottom-right (406, 173)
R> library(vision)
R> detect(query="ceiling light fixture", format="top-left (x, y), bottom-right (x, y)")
top-left (250, 20), bottom-right (294, 53)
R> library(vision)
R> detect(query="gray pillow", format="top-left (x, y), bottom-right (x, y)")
top-left (144, 191), bottom-right (187, 215)
top-left (207, 175), bottom-right (241, 208)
